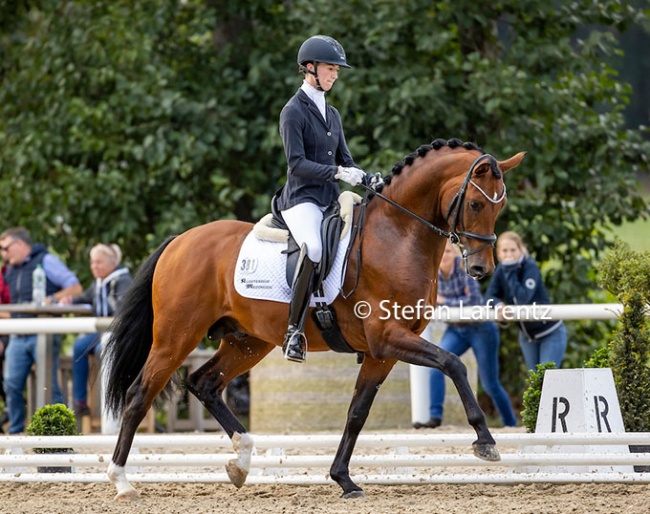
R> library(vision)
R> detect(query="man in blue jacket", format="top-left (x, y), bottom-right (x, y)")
top-left (0, 227), bottom-right (82, 434)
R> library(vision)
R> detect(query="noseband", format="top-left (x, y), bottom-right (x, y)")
top-left (360, 153), bottom-right (506, 253)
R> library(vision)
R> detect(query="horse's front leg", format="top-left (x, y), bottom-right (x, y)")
top-left (385, 330), bottom-right (499, 462)
top-left (330, 356), bottom-right (396, 499)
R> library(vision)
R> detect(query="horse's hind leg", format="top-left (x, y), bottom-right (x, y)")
top-left (108, 348), bottom-right (179, 500)
top-left (185, 335), bottom-right (274, 488)
top-left (330, 356), bottom-right (396, 499)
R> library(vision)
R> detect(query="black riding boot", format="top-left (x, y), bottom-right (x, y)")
top-left (282, 254), bottom-right (317, 363)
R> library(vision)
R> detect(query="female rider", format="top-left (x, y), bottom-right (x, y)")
top-left (276, 35), bottom-right (367, 363)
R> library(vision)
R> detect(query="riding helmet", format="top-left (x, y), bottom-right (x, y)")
top-left (297, 35), bottom-right (351, 68)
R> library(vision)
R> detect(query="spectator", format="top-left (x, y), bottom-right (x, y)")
top-left (0, 227), bottom-right (82, 434)
top-left (0, 262), bottom-right (10, 432)
top-left (415, 240), bottom-right (517, 429)
top-left (59, 243), bottom-right (131, 418)
top-left (484, 231), bottom-right (567, 370)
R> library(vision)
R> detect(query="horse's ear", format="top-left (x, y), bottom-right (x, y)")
top-left (473, 161), bottom-right (492, 177)
top-left (498, 152), bottom-right (526, 174)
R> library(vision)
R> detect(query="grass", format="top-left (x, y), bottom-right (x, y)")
top-left (611, 216), bottom-right (650, 252)
top-left (605, 181), bottom-right (650, 252)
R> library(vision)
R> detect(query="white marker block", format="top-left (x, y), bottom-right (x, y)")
top-left (518, 368), bottom-right (631, 473)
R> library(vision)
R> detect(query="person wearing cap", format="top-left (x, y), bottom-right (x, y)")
top-left (276, 35), bottom-right (372, 364)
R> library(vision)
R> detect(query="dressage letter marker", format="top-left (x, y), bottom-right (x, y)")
top-left (516, 368), bottom-right (632, 474)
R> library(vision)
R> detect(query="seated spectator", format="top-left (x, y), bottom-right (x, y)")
top-left (59, 243), bottom-right (132, 418)
top-left (0, 227), bottom-right (82, 434)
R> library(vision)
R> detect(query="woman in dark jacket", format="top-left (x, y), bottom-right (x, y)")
top-left (277, 35), bottom-right (368, 364)
top-left (484, 231), bottom-right (567, 370)
top-left (59, 243), bottom-right (132, 415)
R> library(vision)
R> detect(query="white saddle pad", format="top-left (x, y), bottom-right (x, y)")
top-left (234, 225), bottom-right (352, 306)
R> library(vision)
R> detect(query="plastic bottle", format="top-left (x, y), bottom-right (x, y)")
top-left (32, 264), bottom-right (47, 305)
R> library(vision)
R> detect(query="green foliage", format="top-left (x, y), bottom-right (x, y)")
top-left (520, 361), bottom-right (557, 433)
top-left (597, 241), bottom-right (650, 432)
top-left (0, 2), bottom-right (647, 313)
top-left (26, 403), bottom-right (78, 453)
top-left (584, 344), bottom-right (610, 369)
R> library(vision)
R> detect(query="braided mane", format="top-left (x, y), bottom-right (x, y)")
top-left (378, 138), bottom-right (499, 193)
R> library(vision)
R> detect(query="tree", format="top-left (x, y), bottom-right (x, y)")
top-left (0, 0), bottom-right (647, 318)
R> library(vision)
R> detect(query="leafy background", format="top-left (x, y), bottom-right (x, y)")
top-left (1, 0), bottom-right (649, 413)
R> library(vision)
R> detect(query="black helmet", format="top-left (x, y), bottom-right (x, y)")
top-left (297, 35), bottom-right (351, 69)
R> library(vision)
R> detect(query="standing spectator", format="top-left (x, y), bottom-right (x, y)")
top-left (0, 227), bottom-right (82, 434)
top-left (484, 231), bottom-right (567, 370)
top-left (415, 240), bottom-right (517, 429)
top-left (59, 243), bottom-right (131, 418)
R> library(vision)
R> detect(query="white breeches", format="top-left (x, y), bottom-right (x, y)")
top-left (281, 202), bottom-right (325, 263)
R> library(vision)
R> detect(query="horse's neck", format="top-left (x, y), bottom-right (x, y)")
top-left (361, 197), bottom-right (445, 281)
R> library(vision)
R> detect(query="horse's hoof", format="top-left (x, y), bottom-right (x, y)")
top-left (226, 459), bottom-right (248, 488)
top-left (473, 442), bottom-right (500, 462)
top-left (113, 488), bottom-right (140, 502)
top-left (341, 489), bottom-right (367, 499)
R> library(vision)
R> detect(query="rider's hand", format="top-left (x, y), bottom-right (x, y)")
top-left (335, 166), bottom-right (366, 186)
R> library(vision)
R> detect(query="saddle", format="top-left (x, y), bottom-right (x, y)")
top-left (251, 190), bottom-right (362, 358)
top-left (253, 190), bottom-right (360, 287)
top-left (269, 197), bottom-right (341, 289)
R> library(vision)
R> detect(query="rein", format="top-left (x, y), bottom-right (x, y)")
top-left (342, 154), bottom-right (506, 293)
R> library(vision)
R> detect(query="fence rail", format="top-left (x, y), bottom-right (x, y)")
top-left (1, 433), bottom-right (650, 484)
top-left (0, 302), bottom-right (636, 336)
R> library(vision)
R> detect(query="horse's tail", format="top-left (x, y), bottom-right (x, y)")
top-left (103, 236), bottom-right (176, 416)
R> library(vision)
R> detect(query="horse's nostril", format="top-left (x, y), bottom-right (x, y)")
top-left (470, 266), bottom-right (486, 278)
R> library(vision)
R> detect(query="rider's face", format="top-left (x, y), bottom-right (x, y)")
top-left (307, 62), bottom-right (339, 91)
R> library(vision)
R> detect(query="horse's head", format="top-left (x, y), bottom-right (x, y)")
top-left (376, 139), bottom-right (525, 281)
top-left (441, 148), bottom-right (525, 278)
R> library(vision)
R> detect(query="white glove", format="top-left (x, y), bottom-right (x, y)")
top-left (335, 166), bottom-right (366, 186)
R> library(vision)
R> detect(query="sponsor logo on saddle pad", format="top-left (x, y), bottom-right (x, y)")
top-left (234, 228), bottom-right (351, 305)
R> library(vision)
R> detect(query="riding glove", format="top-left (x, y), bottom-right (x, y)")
top-left (335, 166), bottom-right (366, 186)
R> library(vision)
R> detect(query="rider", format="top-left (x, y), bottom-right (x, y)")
top-left (277, 35), bottom-right (367, 363)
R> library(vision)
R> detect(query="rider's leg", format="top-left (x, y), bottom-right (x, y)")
top-left (280, 203), bottom-right (324, 363)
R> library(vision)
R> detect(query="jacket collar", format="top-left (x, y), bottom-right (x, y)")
top-left (296, 89), bottom-right (329, 129)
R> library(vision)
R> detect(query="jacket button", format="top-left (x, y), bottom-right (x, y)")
top-left (327, 132), bottom-right (332, 136)
top-left (327, 151), bottom-right (332, 156)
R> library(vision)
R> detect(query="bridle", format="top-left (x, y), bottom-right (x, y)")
top-left (356, 153), bottom-right (506, 276)
top-left (342, 154), bottom-right (506, 297)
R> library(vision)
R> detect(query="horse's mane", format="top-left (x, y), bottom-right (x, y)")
top-left (378, 138), bottom-right (500, 193)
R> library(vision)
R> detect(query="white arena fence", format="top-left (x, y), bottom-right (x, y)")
top-left (0, 304), bottom-right (647, 486)
top-left (0, 302), bottom-right (634, 337)
top-left (1, 433), bottom-right (650, 484)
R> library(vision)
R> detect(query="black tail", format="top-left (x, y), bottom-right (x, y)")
top-left (103, 236), bottom-right (176, 416)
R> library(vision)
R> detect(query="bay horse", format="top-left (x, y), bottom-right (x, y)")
top-left (103, 138), bottom-right (525, 500)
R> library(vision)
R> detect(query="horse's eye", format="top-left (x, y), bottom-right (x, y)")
top-left (469, 201), bottom-right (481, 212)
